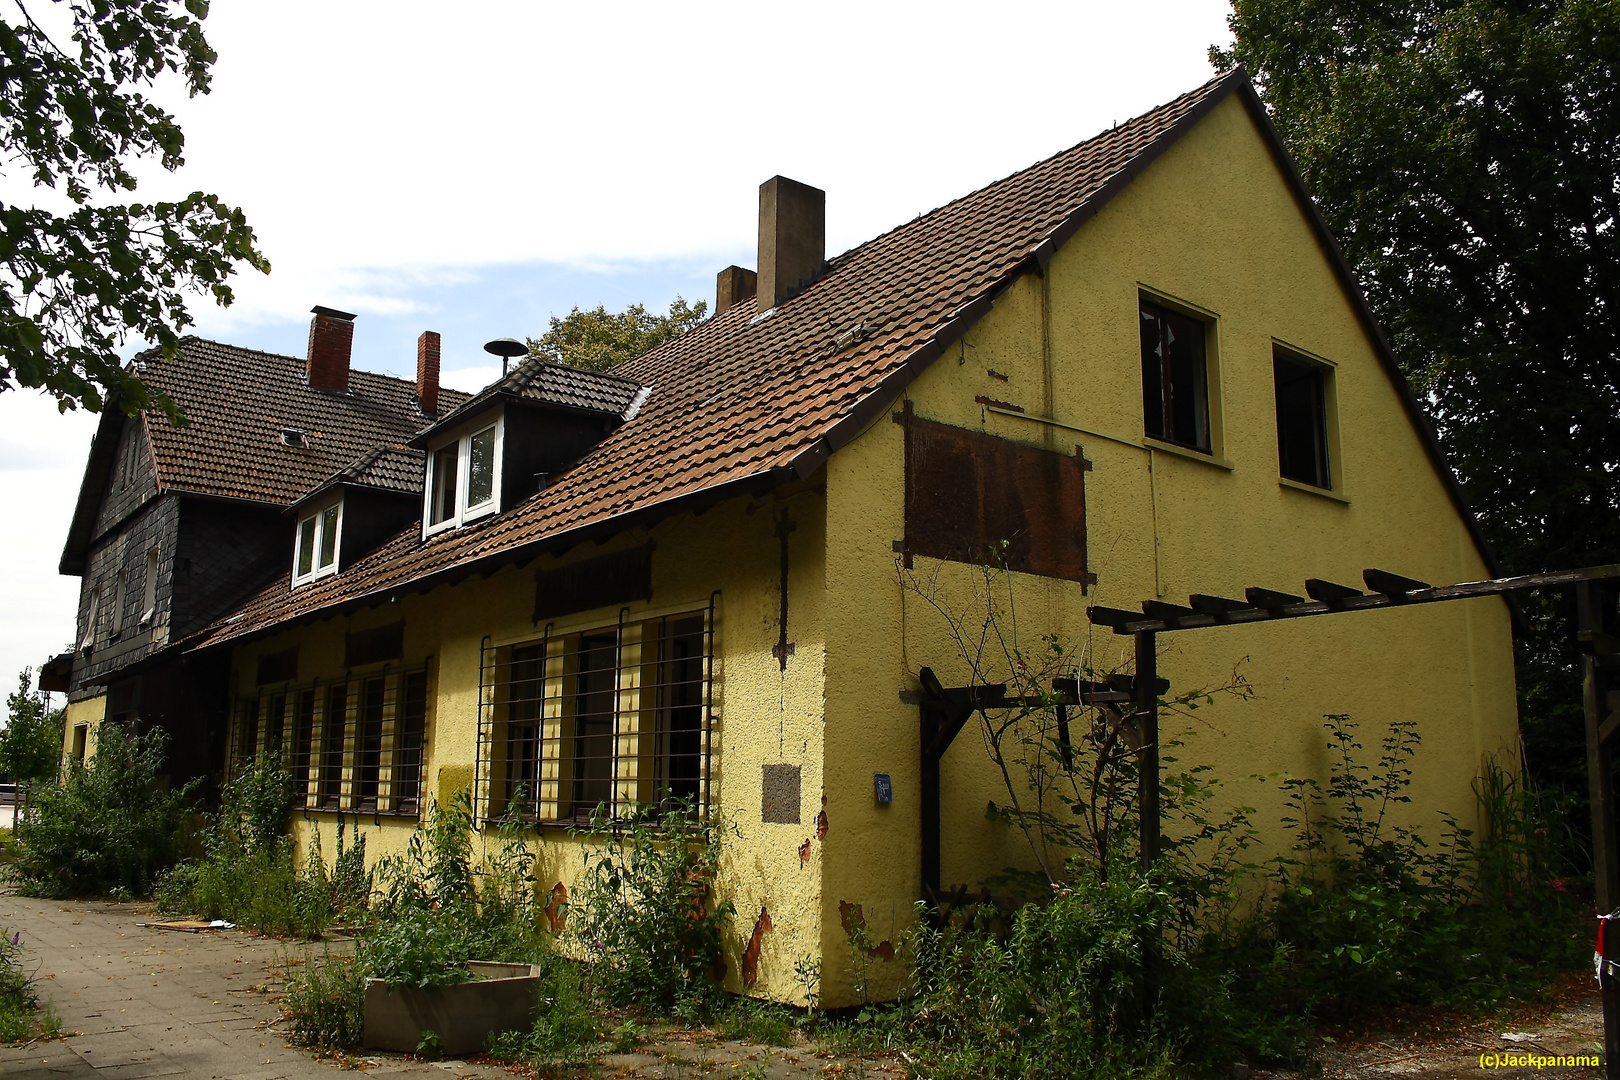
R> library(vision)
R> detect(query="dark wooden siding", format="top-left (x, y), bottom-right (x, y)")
top-left (93, 414), bottom-right (159, 537)
top-left (172, 498), bottom-right (290, 639)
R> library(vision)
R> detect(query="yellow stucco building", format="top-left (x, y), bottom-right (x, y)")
top-left (61, 71), bottom-right (1517, 1007)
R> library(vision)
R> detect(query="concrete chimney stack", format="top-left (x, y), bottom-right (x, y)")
top-left (715, 265), bottom-right (757, 314)
top-left (757, 176), bottom-right (825, 309)
top-left (416, 331), bottom-right (441, 415)
top-left (306, 306), bottom-right (356, 392)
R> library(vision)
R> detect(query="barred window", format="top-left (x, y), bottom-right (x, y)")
top-left (293, 689), bottom-right (316, 794)
top-left (395, 671), bottom-right (428, 811)
top-left (232, 662), bottom-right (431, 817)
top-left (356, 677), bottom-right (386, 809)
top-left (320, 683), bottom-right (347, 807)
top-left (264, 694), bottom-right (287, 758)
top-left (240, 698), bottom-right (260, 761)
top-left (479, 608), bottom-right (714, 824)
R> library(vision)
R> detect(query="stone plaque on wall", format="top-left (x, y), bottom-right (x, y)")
top-left (761, 764), bottom-right (802, 824)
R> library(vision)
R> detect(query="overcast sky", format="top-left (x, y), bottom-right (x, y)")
top-left (0, 0), bottom-right (1236, 697)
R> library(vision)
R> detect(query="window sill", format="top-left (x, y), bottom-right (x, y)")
top-left (1278, 476), bottom-right (1350, 504)
top-left (1143, 438), bottom-right (1234, 471)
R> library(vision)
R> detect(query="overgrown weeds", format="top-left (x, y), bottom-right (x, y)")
top-left (568, 801), bottom-right (734, 1012)
top-left (154, 754), bottom-right (367, 936)
top-left (9, 723), bottom-right (196, 898)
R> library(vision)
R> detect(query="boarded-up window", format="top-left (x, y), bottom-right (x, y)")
top-left (345, 621), bottom-right (404, 668)
top-left (256, 647), bottom-right (298, 686)
top-left (533, 544), bottom-right (654, 622)
top-left (901, 407), bottom-right (1094, 585)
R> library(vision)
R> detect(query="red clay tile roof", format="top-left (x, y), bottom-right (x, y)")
top-left (139, 339), bottom-right (469, 504)
top-left (414, 359), bottom-right (645, 447)
top-left (196, 69), bottom-right (1497, 650)
top-left (288, 447), bottom-right (427, 514)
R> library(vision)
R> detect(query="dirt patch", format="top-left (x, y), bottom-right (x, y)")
top-left (1255, 972), bottom-right (1604, 1080)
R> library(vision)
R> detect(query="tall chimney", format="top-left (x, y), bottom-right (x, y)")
top-left (307, 306), bottom-right (356, 391)
top-left (757, 176), bottom-right (825, 309)
top-left (416, 331), bottom-right (441, 415)
top-left (715, 265), bottom-right (757, 314)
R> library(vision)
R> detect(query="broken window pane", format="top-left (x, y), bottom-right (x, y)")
top-left (1140, 296), bottom-right (1210, 452)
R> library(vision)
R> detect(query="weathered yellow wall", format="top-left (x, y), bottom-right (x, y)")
top-left (818, 92), bottom-right (1518, 1004)
top-left (228, 484), bottom-right (828, 1003)
top-left (61, 694), bottom-right (105, 766)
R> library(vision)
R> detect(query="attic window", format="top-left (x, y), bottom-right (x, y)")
top-left (293, 500), bottom-right (342, 586)
top-left (282, 427), bottom-right (309, 449)
top-left (423, 415), bottom-right (503, 537)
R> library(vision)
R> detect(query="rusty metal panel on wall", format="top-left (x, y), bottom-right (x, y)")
top-left (255, 646), bottom-right (298, 685)
top-left (903, 409), bottom-right (1092, 584)
top-left (344, 621), bottom-right (404, 668)
top-left (533, 544), bottom-right (654, 622)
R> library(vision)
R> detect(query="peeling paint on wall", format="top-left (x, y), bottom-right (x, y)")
top-left (837, 900), bottom-right (895, 962)
top-left (743, 906), bottom-right (773, 988)
top-left (544, 882), bottom-right (568, 933)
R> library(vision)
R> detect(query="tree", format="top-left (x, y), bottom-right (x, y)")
top-left (1213, 0), bottom-right (1620, 841)
top-left (0, 0), bottom-right (269, 421)
top-left (0, 668), bottom-right (66, 836)
top-left (527, 296), bottom-right (707, 372)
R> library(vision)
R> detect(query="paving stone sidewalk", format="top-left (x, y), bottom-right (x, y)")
top-left (0, 891), bottom-right (514, 1080)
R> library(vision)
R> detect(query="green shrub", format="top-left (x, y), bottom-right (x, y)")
top-left (10, 723), bottom-right (196, 898)
top-left (0, 929), bottom-right (38, 1043)
top-left (1236, 718), bottom-right (1588, 1019)
top-left (485, 958), bottom-right (598, 1068)
top-left (152, 755), bottom-right (349, 937)
top-left (568, 803), bottom-right (734, 1012)
top-left (281, 948), bottom-right (363, 1049)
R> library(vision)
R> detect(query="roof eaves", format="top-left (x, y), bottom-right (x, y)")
top-left (186, 464), bottom-right (798, 655)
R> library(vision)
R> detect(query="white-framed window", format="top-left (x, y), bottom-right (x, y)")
top-left (140, 547), bottom-right (160, 625)
top-left (293, 499), bottom-right (343, 586)
top-left (423, 413), bottom-right (502, 537)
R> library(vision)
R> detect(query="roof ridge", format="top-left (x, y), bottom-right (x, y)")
top-left (141, 335), bottom-right (470, 400)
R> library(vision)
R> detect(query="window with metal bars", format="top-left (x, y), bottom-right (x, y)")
top-left (481, 608), bottom-right (714, 824)
top-left (231, 662), bottom-right (430, 816)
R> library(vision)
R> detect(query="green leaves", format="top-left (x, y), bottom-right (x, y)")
top-left (0, 1), bottom-right (267, 418)
top-left (528, 296), bottom-right (708, 373)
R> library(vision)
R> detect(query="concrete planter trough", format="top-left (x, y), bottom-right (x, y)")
top-left (363, 961), bottom-right (540, 1056)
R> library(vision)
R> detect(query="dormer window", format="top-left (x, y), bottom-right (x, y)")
top-left (424, 414), bottom-right (502, 536)
top-left (293, 500), bottom-right (342, 585)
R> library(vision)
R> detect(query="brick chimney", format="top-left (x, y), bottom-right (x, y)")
top-left (307, 306), bottom-right (356, 391)
top-left (716, 266), bottom-right (757, 314)
top-left (758, 176), bottom-right (825, 309)
top-left (416, 331), bottom-right (441, 415)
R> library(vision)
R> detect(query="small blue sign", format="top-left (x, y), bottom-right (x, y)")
top-left (874, 773), bottom-right (893, 805)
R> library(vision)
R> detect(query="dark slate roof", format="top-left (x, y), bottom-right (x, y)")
top-left (191, 70), bottom-right (1499, 650)
top-left (412, 358), bottom-right (645, 447)
top-left (135, 339), bottom-right (469, 504)
top-left (288, 447), bottom-right (425, 514)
